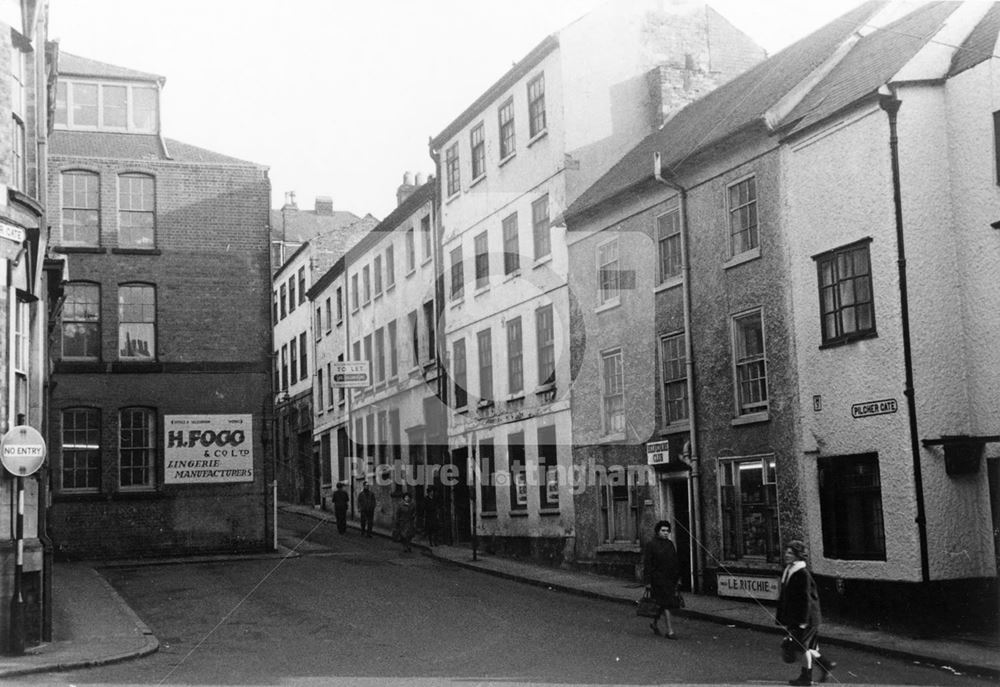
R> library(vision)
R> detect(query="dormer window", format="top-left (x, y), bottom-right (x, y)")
top-left (55, 80), bottom-right (158, 133)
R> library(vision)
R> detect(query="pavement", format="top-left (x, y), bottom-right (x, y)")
top-left (1, 502), bottom-right (996, 680)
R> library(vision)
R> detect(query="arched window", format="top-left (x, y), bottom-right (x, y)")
top-left (118, 173), bottom-right (155, 248)
top-left (119, 407), bottom-right (156, 490)
top-left (62, 281), bottom-right (101, 359)
top-left (118, 283), bottom-right (156, 360)
top-left (61, 407), bottom-right (101, 492)
top-left (61, 171), bottom-right (100, 246)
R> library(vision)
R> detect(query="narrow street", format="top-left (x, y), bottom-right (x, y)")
top-left (18, 511), bottom-right (995, 686)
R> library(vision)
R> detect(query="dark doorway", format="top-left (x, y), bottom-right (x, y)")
top-left (989, 457), bottom-right (999, 574)
top-left (451, 447), bottom-right (471, 544)
top-left (670, 479), bottom-right (692, 592)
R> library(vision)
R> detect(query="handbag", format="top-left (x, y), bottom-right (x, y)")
top-left (635, 587), bottom-right (661, 618)
top-left (781, 635), bottom-right (800, 663)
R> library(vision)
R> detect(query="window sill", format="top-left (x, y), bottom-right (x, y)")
top-left (449, 297), bottom-right (465, 309)
top-left (481, 511), bottom-right (498, 519)
top-left (659, 421), bottom-right (690, 436)
top-left (509, 509), bottom-right (529, 517)
top-left (594, 299), bottom-right (621, 314)
top-left (374, 292), bottom-right (383, 302)
top-left (527, 129), bottom-right (548, 147)
top-left (385, 283), bottom-right (395, 294)
top-left (53, 245), bottom-right (106, 254)
top-left (445, 191), bottom-right (460, 204)
top-left (533, 254), bottom-right (552, 269)
top-left (818, 330), bottom-right (878, 349)
top-left (470, 174), bottom-right (486, 189)
top-left (723, 246), bottom-right (761, 270)
top-left (422, 257), bottom-right (433, 267)
top-left (506, 393), bottom-right (525, 403)
top-left (477, 399), bottom-right (494, 409)
top-left (474, 284), bottom-right (490, 297)
top-left (731, 410), bottom-right (770, 426)
top-left (112, 247), bottom-right (161, 255)
top-left (598, 432), bottom-right (626, 444)
top-left (655, 276), bottom-right (683, 293)
top-left (406, 268), bottom-right (417, 278)
top-left (539, 507), bottom-right (561, 516)
top-left (503, 269), bottom-right (521, 282)
top-left (498, 152), bottom-right (516, 168)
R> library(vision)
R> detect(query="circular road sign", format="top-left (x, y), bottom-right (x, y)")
top-left (1, 425), bottom-right (47, 476)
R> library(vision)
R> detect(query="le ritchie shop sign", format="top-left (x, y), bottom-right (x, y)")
top-left (164, 415), bottom-right (254, 484)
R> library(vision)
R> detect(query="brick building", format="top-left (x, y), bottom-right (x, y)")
top-left (46, 53), bottom-right (272, 559)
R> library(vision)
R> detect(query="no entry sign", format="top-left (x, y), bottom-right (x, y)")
top-left (1, 425), bottom-right (47, 476)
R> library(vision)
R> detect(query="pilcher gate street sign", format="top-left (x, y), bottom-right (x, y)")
top-left (851, 398), bottom-right (899, 419)
top-left (1, 425), bottom-right (47, 476)
top-left (332, 361), bottom-right (371, 388)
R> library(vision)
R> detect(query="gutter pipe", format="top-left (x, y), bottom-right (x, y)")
top-left (653, 152), bottom-right (703, 593)
top-left (879, 90), bottom-right (930, 584)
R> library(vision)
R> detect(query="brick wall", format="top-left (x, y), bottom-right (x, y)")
top-left (46, 152), bottom-right (273, 558)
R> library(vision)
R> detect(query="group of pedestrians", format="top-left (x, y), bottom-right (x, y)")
top-left (641, 521), bottom-right (835, 686)
top-left (328, 482), bottom-right (441, 552)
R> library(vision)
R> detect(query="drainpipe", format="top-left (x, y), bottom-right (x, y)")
top-left (878, 90), bottom-right (930, 584)
top-left (653, 152), bottom-right (702, 593)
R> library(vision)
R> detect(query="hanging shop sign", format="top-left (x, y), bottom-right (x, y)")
top-left (164, 414), bottom-right (254, 483)
top-left (1, 425), bottom-right (46, 476)
top-left (851, 398), bottom-right (898, 419)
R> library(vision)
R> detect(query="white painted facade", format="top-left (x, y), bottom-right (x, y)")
top-left (785, 15), bottom-right (1000, 584)
top-left (434, 0), bottom-right (765, 552)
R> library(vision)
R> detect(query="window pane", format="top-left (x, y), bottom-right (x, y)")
top-left (102, 85), bottom-right (127, 127)
top-left (132, 87), bottom-right (157, 132)
top-left (72, 83), bottom-right (98, 126)
top-left (119, 408), bottom-right (154, 488)
top-left (62, 408), bottom-right (101, 491)
top-left (119, 285), bottom-right (155, 360)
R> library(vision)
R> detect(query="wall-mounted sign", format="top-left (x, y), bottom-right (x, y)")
top-left (164, 414), bottom-right (254, 483)
top-left (851, 398), bottom-right (898, 419)
top-left (331, 361), bottom-right (371, 388)
top-left (0, 223), bottom-right (25, 244)
top-left (646, 440), bottom-right (670, 466)
top-left (1, 425), bottom-right (46, 476)
top-left (717, 573), bottom-right (781, 600)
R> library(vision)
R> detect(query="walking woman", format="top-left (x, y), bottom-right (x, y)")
top-left (776, 540), bottom-right (836, 685)
top-left (642, 520), bottom-right (681, 639)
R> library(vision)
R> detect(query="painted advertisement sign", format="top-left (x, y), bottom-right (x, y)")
top-left (164, 414), bottom-right (254, 483)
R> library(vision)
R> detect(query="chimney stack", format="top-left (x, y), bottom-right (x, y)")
top-left (315, 196), bottom-right (334, 215)
top-left (282, 191), bottom-right (298, 210)
top-left (396, 171), bottom-right (417, 207)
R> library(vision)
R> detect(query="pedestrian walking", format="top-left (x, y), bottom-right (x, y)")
top-left (642, 520), bottom-right (681, 639)
top-left (395, 492), bottom-right (416, 552)
top-left (423, 487), bottom-right (440, 547)
top-left (358, 482), bottom-right (376, 537)
top-left (776, 540), bottom-right (836, 685)
top-left (331, 482), bottom-right (349, 534)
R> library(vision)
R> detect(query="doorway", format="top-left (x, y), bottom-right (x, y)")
top-left (658, 474), bottom-right (693, 591)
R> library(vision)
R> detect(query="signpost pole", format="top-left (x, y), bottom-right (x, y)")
top-left (9, 475), bottom-right (25, 655)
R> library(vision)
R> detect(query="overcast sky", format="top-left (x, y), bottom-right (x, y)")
top-left (48, 0), bottom-right (868, 220)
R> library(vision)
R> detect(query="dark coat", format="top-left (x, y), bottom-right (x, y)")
top-left (358, 489), bottom-right (376, 513)
top-left (331, 489), bottom-right (349, 513)
top-left (776, 564), bottom-right (821, 630)
top-left (643, 537), bottom-right (680, 607)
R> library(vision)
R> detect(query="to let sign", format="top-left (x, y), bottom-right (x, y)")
top-left (1, 425), bottom-right (47, 476)
top-left (851, 398), bottom-right (898, 419)
top-left (332, 361), bottom-right (371, 388)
